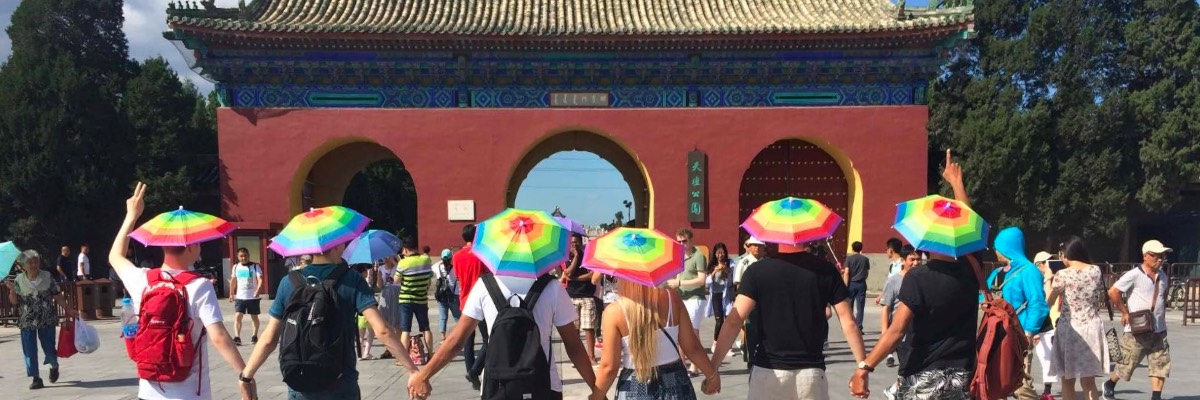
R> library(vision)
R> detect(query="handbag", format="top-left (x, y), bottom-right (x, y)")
top-left (57, 318), bottom-right (77, 358)
top-left (1127, 276), bottom-right (1161, 334)
top-left (1103, 280), bottom-right (1126, 364)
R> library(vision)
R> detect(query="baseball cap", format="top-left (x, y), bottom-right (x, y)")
top-left (441, 248), bottom-right (453, 258)
top-left (744, 237), bottom-right (766, 246)
top-left (1141, 240), bottom-right (1172, 254)
top-left (1032, 251), bottom-right (1052, 264)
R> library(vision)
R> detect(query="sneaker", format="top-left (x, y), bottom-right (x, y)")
top-left (1102, 379), bottom-right (1116, 400)
top-left (233, 337), bottom-right (242, 346)
top-left (466, 374), bottom-right (481, 391)
top-left (251, 335), bottom-right (258, 344)
top-left (380, 350), bottom-right (394, 359)
top-left (30, 377), bottom-right (44, 390)
top-left (49, 367), bottom-right (59, 383)
top-left (884, 382), bottom-right (898, 400)
top-left (886, 355), bottom-right (896, 368)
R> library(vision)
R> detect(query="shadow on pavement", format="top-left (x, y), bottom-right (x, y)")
top-left (62, 377), bottom-right (139, 388)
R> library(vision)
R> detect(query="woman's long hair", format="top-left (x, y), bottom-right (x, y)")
top-left (708, 242), bottom-right (730, 283)
top-left (617, 278), bottom-right (667, 383)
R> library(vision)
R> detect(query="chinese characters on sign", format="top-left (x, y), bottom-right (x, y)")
top-left (687, 150), bottom-right (707, 223)
top-left (549, 92), bottom-right (610, 107)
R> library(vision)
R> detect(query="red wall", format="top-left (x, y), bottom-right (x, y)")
top-left (218, 107), bottom-right (928, 254)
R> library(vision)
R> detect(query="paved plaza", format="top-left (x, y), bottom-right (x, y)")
top-left (2, 298), bottom-right (1199, 399)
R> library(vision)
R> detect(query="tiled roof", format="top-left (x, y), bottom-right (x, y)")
top-left (168, 0), bottom-right (972, 37)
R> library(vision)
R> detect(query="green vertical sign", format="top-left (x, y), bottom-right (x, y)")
top-left (687, 150), bottom-right (706, 223)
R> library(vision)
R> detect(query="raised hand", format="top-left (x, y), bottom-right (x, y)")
top-left (941, 149), bottom-right (963, 187)
top-left (126, 182), bottom-right (147, 219)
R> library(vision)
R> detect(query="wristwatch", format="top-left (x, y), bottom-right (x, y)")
top-left (856, 361), bottom-right (875, 373)
top-left (238, 372), bottom-right (254, 383)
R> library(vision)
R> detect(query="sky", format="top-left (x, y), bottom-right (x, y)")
top-left (0, 0), bottom-right (932, 227)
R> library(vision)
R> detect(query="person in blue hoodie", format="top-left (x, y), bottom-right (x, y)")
top-left (986, 226), bottom-right (1050, 400)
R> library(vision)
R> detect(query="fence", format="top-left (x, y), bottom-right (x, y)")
top-left (1, 279), bottom-right (84, 327)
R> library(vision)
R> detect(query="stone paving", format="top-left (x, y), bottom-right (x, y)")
top-left (2, 298), bottom-right (1199, 399)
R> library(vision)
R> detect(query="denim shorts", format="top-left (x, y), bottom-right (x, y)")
top-left (398, 303), bottom-right (430, 332)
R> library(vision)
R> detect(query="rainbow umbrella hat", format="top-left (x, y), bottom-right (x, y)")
top-left (583, 227), bottom-right (684, 287)
top-left (741, 197), bottom-right (843, 245)
top-left (471, 208), bottom-right (570, 278)
top-left (129, 207), bottom-right (237, 247)
top-left (893, 195), bottom-right (989, 258)
top-left (269, 206), bottom-right (371, 257)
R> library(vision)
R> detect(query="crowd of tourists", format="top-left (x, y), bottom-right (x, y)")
top-left (0, 151), bottom-right (1178, 400)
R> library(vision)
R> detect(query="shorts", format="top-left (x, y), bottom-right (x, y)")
top-left (572, 297), bottom-right (598, 331)
top-left (398, 303), bottom-right (430, 333)
top-left (897, 368), bottom-right (972, 400)
top-left (683, 296), bottom-right (706, 329)
top-left (1115, 331), bottom-right (1171, 380)
top-left (747, 366), bottom-right (829, 400)
top-left (234, 299), bottom-right (261, 315)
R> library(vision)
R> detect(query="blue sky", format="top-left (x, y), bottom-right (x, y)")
top-left (0, 0), bottom-right (925, 226)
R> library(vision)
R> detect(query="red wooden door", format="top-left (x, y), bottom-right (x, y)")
top-left (739, 139), bottom-right (850, 256)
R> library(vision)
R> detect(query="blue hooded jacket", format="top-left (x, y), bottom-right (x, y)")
top-left (985, 227), bottom-right (1049, 333)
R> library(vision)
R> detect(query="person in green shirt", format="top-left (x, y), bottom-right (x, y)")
top-left (394, 239), bottom-right (434, 360)
top-left (667, 228), bottom-right (708, 375)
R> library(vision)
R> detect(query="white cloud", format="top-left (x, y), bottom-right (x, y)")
top-left (1, 0), bottom-right (239, 92)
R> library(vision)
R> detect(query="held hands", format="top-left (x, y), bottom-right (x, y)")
top-left (849, 369), bottom-right (871, 398)
top-left (407, 373), bottom-right (431, 399)
top-left (238, 379), bottom-right (258, 400)
top-left (701, 374), bottom-right (721, 395)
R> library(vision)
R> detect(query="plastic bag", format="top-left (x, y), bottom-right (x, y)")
top-left (58, 319), bottom-right (77, 358)
top-left (74, 317), bottom-right (100, 354)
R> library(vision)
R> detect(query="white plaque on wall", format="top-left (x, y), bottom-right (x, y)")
top-left (447, 200), bottom-right (475, 221)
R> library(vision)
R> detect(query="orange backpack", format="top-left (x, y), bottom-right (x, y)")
top-left (967, 255), bottom-right (1030, 400)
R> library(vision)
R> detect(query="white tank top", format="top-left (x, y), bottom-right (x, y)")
top-left (620, 299), bottom-right (682, 368)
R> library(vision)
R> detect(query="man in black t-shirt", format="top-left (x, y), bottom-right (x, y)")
top-left (561, 234), bottom-right (598, 362)
top-left (851, 149), bottom-right (979, 400)
top-left (844, 241), bottom-right (870, 332)
top-left (710, 242), bottom-right (867, 400)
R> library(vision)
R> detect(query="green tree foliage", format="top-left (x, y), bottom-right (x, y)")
top-left (929, 0), bottom-right (1200, 250)
top-left (0, 0), bottom-right (136, 253)
top-left (343, 160), bottom-right (418, 242)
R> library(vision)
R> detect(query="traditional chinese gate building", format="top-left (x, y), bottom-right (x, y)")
top-left (165, 0), bottom-right (973, 286)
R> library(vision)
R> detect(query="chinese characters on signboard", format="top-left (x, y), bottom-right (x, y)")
top-left (687, 150), bottom-right (706, 222)
top-left (549, 92), bottom-right (610, 107)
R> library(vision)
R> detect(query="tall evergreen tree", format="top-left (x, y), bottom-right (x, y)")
top-left (0, 0), bottom-right (135, 253)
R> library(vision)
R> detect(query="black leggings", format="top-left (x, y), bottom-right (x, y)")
top-left (711, 291), bottom-right (725, 341)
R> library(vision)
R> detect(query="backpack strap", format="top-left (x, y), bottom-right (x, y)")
top-left (324, 265), bottom-right (350, 287)
top-left (481, 273), bottom-right (511, 310)
top-left (966, 255), bottom-right (994, 303)
top-left (522, 275), bottom-right (556, 311)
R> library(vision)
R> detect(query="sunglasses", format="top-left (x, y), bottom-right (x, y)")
top-left (1147, 252), bottom-right (1166, 260)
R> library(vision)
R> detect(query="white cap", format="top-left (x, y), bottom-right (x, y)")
top-left (1033, 251), bottom-right (1052, 264)
top-left (744, 237), bottom-right (766, 246)
top-left (1142, 240), bottom-right (1172, 254)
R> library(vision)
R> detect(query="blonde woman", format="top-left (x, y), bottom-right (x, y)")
top-left (592, 279), bottom-right (720, 400)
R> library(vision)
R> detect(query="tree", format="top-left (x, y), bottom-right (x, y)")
top-left (927, 0), bottom-right (1200, 256)
top-left (123, 57), bottom-right (209, 214)
top-left (0, 0), bottom-right (136, 254)
top-left (622, 199), bottom-right (632, 220)
top-left (343, 160), bottom-right (418, 240)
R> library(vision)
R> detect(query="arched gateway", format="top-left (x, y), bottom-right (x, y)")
top-left (167, 0), bottom-right (973, 294)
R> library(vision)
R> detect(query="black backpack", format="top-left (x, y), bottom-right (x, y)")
top-left (435, 261), bottom-right (455, 302)
top-left (278, 266), bottom-right (355, 392)
top-left (480, 273), bottom-right (555, 400)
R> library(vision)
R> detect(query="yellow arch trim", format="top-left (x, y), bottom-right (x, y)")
top-left (503, 127), bottom-right (656, 229)
top-left (287, 136), bottom-right (388, 216)
top-left (775, 136), bottom-right (863, 253)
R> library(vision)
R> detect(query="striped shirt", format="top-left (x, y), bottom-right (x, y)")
top-left (395, 254), bottom-right (433, 304)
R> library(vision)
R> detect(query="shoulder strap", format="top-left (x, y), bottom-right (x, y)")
top-left (173, 271), bottom-right (203, 285)
top-left (146, 268), bottom-right (163, 284)
top-left (324, 265), bottom-right (350, 287)
top-left (966, 255), bottom-right (993, 302)
top-left (522, 275), bottom-right (555, 311)
top-left (287, 270), bottom-right (305, 290)
top-left (1102, 266), bottom-right (1117, 321)
top-left (481, 273), bottom-right (511, 310)
top-left (660, 327), bottom-right (682, 360)
top-left (997, 264), bottom-right (1029, 290)
top-left (1149, 272), bottom-right (1161, 312)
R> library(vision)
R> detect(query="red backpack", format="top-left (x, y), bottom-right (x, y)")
top-left (967, 256), bottom-right (1030, 400)
top-left (125, 269), bottom-right (206, 393)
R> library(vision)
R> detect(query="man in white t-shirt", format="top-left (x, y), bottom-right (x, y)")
top-left (228, 248), bottom-right (264, 345)
top-left (407, 274), bottom-right (598, 399)
top-left (76, 244), bottom-right (91, 281)
top-left (107, 182), bottom-right (246, 400)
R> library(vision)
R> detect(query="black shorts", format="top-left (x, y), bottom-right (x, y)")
top-left (234, 299), bottom-right (261, 315)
